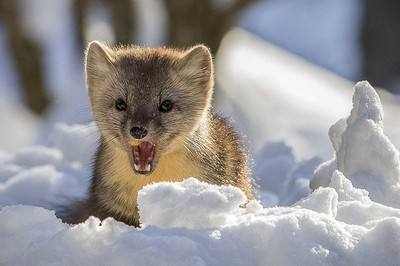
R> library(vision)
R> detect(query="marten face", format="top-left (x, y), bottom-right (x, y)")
top-left (85, 42), bottom-right (213, 175)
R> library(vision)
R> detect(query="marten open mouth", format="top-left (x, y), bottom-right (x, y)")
top-left (132, 142), bottom-right (156, 175)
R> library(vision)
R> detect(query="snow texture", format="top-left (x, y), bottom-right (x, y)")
top-left (138, 178), bottom-right (246, 229)
top-left (1, 82), bottom-right (400, 265)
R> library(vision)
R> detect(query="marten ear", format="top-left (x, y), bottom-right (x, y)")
top-left (178, 45), bottom-right (213, 86)
top-left (85, 41), bottom-right (115, 96)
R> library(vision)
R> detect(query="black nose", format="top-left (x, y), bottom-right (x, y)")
top-left (130, 126), bottom-right (148, 139)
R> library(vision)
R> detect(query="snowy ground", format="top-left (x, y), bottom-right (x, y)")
top-left (1, 81), bottom-right (400, 265)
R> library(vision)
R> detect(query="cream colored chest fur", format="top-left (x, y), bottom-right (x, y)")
top-left (98, 147), bottom-right (201, 219)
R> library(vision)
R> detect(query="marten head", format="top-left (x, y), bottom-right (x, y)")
top-left (85, 42), bottom-right (213, 175)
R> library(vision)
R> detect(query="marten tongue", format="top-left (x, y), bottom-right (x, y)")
top-left (132, 142), bottom-right (155, 171)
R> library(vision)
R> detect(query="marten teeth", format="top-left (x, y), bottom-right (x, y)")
top-left (145, 164), bottom-right (151, 172)
top-left (133, 163), bottom-right (151, 172)
top-left (131, 142), bottom-right (154, 173)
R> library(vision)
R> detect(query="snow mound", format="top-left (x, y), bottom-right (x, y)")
top-left (138, 177), bottom-right (246, 229)
top-left (311, 81), bottom-right (400, 207)
top-left (1, 81), bottom-right (400, 265)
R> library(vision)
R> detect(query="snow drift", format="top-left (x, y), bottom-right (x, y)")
top-left (1, 81), bottom-right (400, 266)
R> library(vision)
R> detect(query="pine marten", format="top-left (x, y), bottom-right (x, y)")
top-left (60, 41), bottom-right (253, 227)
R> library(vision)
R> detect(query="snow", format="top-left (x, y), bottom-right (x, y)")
top-left (138, 178), bottom-right (247, 229)
top-left (311, 81), bottom-right (400, 208)
top-left (0, 123), bottom-right (95, 209)
top-left (253, 141), bottom-right (321, 206)
top-left (1, 81), bottom-right (400, 265)
top-left (215, 29), bottom-right (353, 160)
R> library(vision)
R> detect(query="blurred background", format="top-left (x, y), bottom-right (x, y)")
top-left (1, 0), bottom-right (400, 162)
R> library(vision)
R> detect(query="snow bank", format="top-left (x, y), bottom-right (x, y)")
top-left (215, 29), bottom-right (400, 160)
top-left (1, 82), bottom-right (400, 265)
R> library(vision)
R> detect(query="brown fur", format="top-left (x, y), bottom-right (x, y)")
top-left (59, 42), bottom-right (253, 226)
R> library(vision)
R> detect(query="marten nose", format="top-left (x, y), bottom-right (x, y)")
top-left (130, 126), bottom-right (148, 139)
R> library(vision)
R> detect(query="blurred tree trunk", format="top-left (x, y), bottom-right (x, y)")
top-left (164, 0), bottom-right (255, 53)
top-left (73, 0), bottom-right (90, 50)
top-left (74, 0), bottom-right (251, 53)
top-left (362, 0), bottom-right (400, 92)
top-left (106, 0), bottom-right (135, 44)
top-left (0, 0), bottom-right (50, 114)
top-left (73, 0), bottom-right (135, 50)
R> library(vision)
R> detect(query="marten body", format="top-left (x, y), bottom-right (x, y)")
top-left (60, 42), bottom-right (253, 226)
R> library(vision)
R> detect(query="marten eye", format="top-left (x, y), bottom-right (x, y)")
top-left (159, 100), bottom-right (173, 113)
top-left (115, 98), bottom-right (127, 111)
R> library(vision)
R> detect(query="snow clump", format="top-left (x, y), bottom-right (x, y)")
top-left (311, 81), bottom-right (400, 207)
